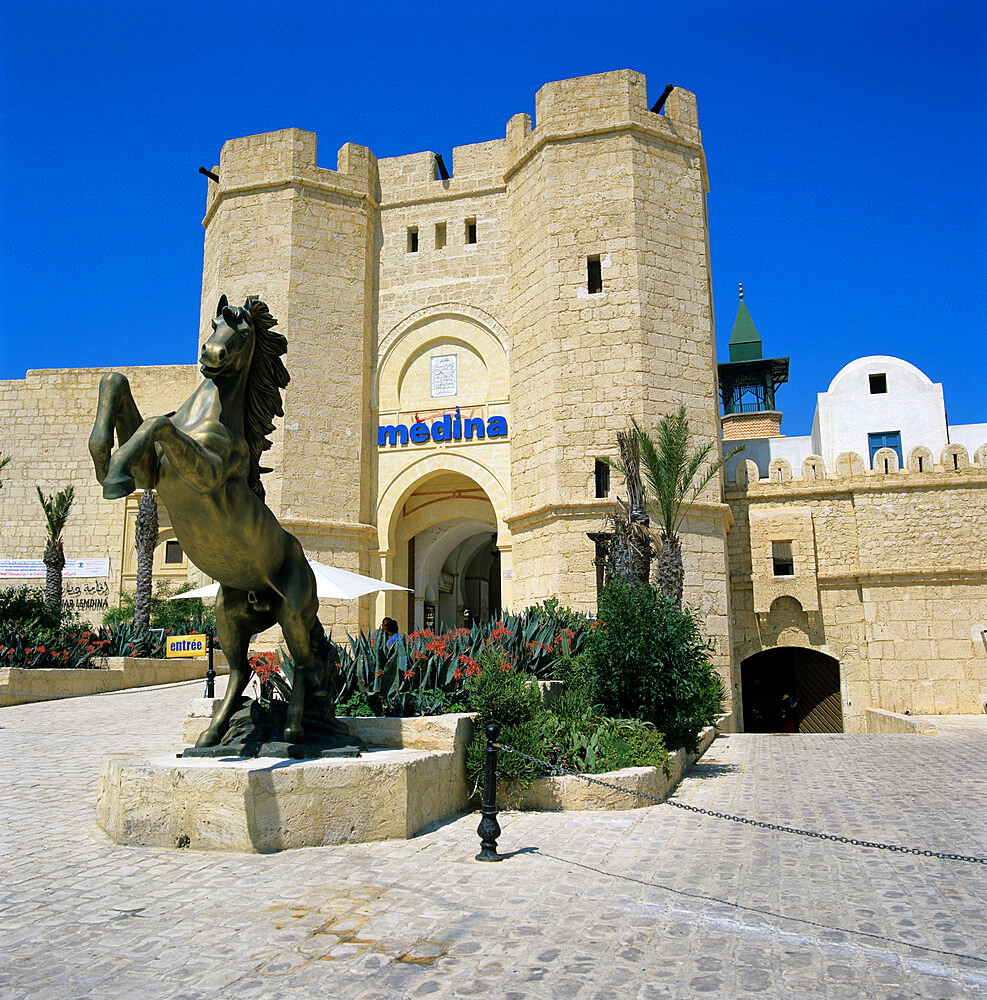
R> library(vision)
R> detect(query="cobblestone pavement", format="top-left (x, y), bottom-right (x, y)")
top-left (2, 682), bottom-right (986, 1000)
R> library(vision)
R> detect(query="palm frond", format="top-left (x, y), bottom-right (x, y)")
top-left (628, 407), bottom-right (747, 538)
top-left (36, 485), bottom-right (75, 542)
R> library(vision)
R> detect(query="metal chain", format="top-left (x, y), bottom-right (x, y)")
top-left (494, 742), bottom-right (987, 866)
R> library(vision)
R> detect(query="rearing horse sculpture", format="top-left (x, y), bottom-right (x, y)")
top-left (89, 295), bottom-right (332, 747)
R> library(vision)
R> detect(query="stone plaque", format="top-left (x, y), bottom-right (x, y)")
top-left (430, 354), bottom-right (458, 398)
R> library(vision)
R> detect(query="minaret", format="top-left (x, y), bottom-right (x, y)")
top-left (717, 284), bottom-right (790, 439)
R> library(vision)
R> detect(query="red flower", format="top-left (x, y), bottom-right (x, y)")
top-left (466, 661), bottom-right (480, 677)
top-left (402, 668), bottom-right (415, 680)
top-left (453, 668), bottom-right (462, 680)
top-left (375, 669), bottom-right (384, 677)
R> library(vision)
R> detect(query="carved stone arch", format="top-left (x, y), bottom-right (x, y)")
top-left (734, 459), bottom-right (760, 487)
top-left (907, 446), bottom-right (934, 473)
top-left (940, 443), bottom-right (970, 471)
top-left (377, 452), bottom-right (511, 554)
top-left (375, 303), bottom-right (511, 409)
top-left (767, 458), bottom-right (792, 483)
top-left (974, 443), bottom-right (987, 469)
top-left (871, 446), bottom-right (899, 474)
top-left (801, 455), bottom-right (826, 481)
top-left (395, 497), bottom-right (497, 547)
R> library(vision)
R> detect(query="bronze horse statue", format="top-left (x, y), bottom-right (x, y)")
top-left (89, 295), bottom-right (333, 747)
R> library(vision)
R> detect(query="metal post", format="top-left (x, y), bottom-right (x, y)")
top-left (205, 625), bottom-right (216, 699)
top-left (475, 723), bottom-right (502, 862)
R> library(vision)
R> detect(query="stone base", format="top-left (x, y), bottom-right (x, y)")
top-left (181, 697), bottom-right (361, 759)
top-left (97, 714), bottom-right (473, 852)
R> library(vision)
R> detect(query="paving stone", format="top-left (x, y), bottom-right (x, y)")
top-left (1, 681), bottom-right (986, 999)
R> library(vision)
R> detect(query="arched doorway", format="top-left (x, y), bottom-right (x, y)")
top-left (388, 471), bottom-right (501, 633)
top-left (741, 647), bottom-right (844, 733)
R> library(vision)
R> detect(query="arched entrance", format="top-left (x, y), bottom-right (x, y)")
top-left (741, 647), bottom-right (844, 733)
top-left (386, 471), bottom-right (502, 633)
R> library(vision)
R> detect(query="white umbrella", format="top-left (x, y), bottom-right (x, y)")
top-left (169, 559), bottom-right (410, 602)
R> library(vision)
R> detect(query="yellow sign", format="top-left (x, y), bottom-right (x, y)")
top-left (166, 633), bottom-right (208, 658)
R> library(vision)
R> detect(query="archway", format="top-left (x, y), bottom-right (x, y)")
top-left (388, 471), bottom-right (501, 633)
top-left (741, 647), bottom-right (844, 733)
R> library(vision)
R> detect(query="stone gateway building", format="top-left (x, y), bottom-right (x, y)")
top-left (1, 70), bottom-right (984, 733)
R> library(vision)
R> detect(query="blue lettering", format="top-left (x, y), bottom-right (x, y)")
top-left (464, 417), bottom-right (485, 440)
top-left (409, 422), bottom-right (429, 443)
top-left (432, 414), bottom-right (452, 442)
top-left (378, 424), bottom-right (409, 446)
top-left (487, 415), bottom-right (508, 438)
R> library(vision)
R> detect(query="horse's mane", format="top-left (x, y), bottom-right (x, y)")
top-left (241, 299), bottom-right (289, 500)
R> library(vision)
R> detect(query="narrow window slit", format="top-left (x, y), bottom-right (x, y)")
top-left (587, 256), bottom-right (602, 294)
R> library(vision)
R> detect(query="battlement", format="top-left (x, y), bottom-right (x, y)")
top-left (727, 442), bottom-right (987, 493)
top-left (368, 69), bottom-right (702, 205)
top-left (203, 129), bottom-right (379, 225)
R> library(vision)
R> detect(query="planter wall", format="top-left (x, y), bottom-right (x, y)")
top-left (0, 656), bottom-right (229, 707)
top-left (499, 723), bottom-right (721, 810)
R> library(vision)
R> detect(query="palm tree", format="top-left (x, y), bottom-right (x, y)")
top-left (603, 429), bottom-right (653, 586)
top-left (608, 407), bottom-right (742, 606)
top-left (0, 453), bottom-right (11, 492)
top-left (37, 485), bottom-right (75, 611)
top-left (133, 489), bottom-right (159, 628)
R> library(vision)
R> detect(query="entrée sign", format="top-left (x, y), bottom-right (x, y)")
top-left (378, 407), bottom-right (507, 448)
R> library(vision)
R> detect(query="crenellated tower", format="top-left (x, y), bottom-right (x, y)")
top-left (199, 129), bottom-right (381, 631)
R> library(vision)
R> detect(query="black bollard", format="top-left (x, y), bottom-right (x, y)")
top-left (204, 626), bottom-right (216, 699)
top-left (475, 723), bottom-right (503, 862)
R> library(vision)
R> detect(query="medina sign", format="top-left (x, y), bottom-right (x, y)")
top-left (378, 408), bottom-right (507, 448)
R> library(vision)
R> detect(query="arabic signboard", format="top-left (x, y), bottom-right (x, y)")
top-left (0, 558), bottom-right (110, 579)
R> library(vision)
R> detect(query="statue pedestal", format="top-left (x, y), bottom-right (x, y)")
top-left (96, 715), bottom-right (473, 853)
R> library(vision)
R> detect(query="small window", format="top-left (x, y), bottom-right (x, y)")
top-left (435, 222), bottom-right (446, 249)
top-left (772, 541), bottom-right (794, 577)
top-left (594, 459), bottom-right (610, 498)
top-left (587, 256), bottom-right (603, 294)
top-left (407, 227), bottom-right (419, 253)
top-left (465, 218), bottom-right (477, 244)
top-left (164, 540), bottom-right (184, 565)
top-left (869, 373), bottom-right (887, 394)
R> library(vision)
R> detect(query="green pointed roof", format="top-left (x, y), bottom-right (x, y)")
top-left (729, 298), bottom-right (762, 362)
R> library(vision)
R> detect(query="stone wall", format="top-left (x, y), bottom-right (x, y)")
top-left (0, 365), bottom-right (201, 619)
top-left (726, 451), bottom-right (987, 731)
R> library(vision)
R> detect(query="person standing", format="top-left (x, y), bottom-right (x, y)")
top-left (384, 618), bottom-right (400, 649)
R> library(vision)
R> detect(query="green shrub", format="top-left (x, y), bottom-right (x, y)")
top-left (593, 718), bottom-right (669, 773)
top-left (0, 586), bottom-right (66, 630)
top-left (589, 583), bottom-right (722, 752)
top-left (102, 581), bottom-right (216, 634)
top-left (465, 646), bottom-right (548, 790)
top-left (335, 690), bottom-right (374, 717)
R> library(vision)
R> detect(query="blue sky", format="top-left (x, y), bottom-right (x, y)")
top-left (1, 0), bottom-right (984, 435)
